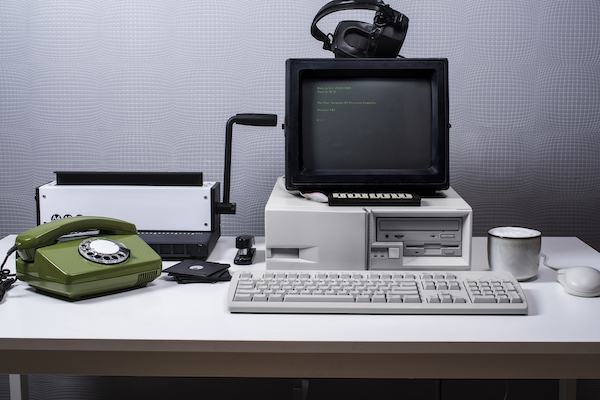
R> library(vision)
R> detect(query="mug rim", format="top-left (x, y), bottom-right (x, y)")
top-left (488, 226), bottom-right (541, 239)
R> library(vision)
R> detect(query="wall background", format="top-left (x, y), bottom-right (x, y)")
top-left (0, 1), bottom-right (599, 397)
top-left (1, 0), bottom-right (599, 251)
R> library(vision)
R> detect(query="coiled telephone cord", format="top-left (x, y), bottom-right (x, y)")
top-left (0, 245), bottom-right (17, 302)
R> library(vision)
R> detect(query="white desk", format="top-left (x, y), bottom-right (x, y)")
top-left (1, 235), bottom-right (600, 397)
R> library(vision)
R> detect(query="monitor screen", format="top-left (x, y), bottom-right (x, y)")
top-left (285, 58), bottom-right (449, 193)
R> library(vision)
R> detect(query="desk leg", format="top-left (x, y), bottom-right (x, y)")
top-left (293, 379), bottom-right (309, 400)
top-left (559, 379), bottom-right (577, 400)
top-left (9, 374), bottom-right (29, 400)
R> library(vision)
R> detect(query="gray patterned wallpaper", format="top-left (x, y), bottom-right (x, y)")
top-left (1, 0), bottom-right (599, 251)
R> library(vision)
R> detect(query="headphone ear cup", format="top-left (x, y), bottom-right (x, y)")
top-left (373, 25), bottom-right (407, 57)
top-left (331, 21), bottom-right (374, 58)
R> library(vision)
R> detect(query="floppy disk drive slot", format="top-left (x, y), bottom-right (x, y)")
top-left (380, 232), bottom-right (460, 242)
top-left (377, 218), bottom-right (461, 242)
top-left (375, 218), bottom-right (463, 257)
top-left (404, 243), bottom-right (461, 256)
top-left (379, 218), bottom-right (460, 232)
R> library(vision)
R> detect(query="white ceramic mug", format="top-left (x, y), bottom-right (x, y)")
top-left (487, 227), bottom-right (542, 281)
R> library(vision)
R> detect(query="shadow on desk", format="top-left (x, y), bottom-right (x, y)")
top-left (2, 375), bottom-right (600, 400)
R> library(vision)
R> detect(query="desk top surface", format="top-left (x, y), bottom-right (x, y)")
top-left (1, 235), bottom-right (600, 353)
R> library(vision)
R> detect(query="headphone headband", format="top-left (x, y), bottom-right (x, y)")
top-left (311, 0), bottom-right (404, 51)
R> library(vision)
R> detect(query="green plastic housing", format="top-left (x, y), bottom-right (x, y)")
top-left (16, 234), bottom-right (162, 299)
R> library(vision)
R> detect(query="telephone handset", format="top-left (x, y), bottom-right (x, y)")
top-left (16, 216), bottom-right (137, 261)
top-left (15, 216), bottom-right (162, 299)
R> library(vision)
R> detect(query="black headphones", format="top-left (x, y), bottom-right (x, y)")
top-left (311, 0), bottom-right (409, 58)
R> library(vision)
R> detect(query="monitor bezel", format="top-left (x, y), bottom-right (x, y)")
top-left (285, 58), bottom-right (449, 193)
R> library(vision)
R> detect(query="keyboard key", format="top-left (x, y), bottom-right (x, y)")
top-left (253, 294), bottom-right (268, 302)
top-left (388, 295), bottom-right (402, 303)
top-left (268, 294), bottom-right (284, 302)
top-left (372, 294), bottom-right (386, 303)
top-left (440, 294), bottom-right (453, 303)
top-left (473, 296), bottom-right (497, 303)
top-left (403, 295), bottom-right (421, 303)
top-left (234, 293), bottom-right (253, 302)
top-left (284, 294), bottom-right (355, 303)
top-left (356, 295), bottom-right (371, 303)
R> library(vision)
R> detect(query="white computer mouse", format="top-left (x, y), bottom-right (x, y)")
top-left (557, 266), bottom-right (600, 297)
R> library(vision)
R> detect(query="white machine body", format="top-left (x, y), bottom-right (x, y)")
top-left (265, 178), bottom-right (472, 271)
top-left (37, 181), bottom-right (217, 232)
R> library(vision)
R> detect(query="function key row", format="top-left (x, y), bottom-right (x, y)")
top-left (238, 272), bottom-right (463, 281)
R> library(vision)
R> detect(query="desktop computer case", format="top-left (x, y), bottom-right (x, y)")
top-left (265, 178), bottom-right (472, 271)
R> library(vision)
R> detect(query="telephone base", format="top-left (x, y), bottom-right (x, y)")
top-left (16, 233), bottom-right (163, 300)
top-left (16, 269), bottom-right (160, 300)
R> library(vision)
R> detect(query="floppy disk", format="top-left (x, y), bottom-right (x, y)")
top-left (164, 259), bottom-right (231, 283)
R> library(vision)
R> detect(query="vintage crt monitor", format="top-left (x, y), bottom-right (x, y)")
top-left (284, 58), bottom-right (449, 193)
top-left (265, 58), bottom-right (472, 271)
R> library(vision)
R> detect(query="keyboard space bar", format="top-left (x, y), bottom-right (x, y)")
top-left (284, 295), bottom-right (355, 303)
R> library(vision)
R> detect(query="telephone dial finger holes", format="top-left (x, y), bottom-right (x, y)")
top-left (78, 237), bottom-right (130, 265)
